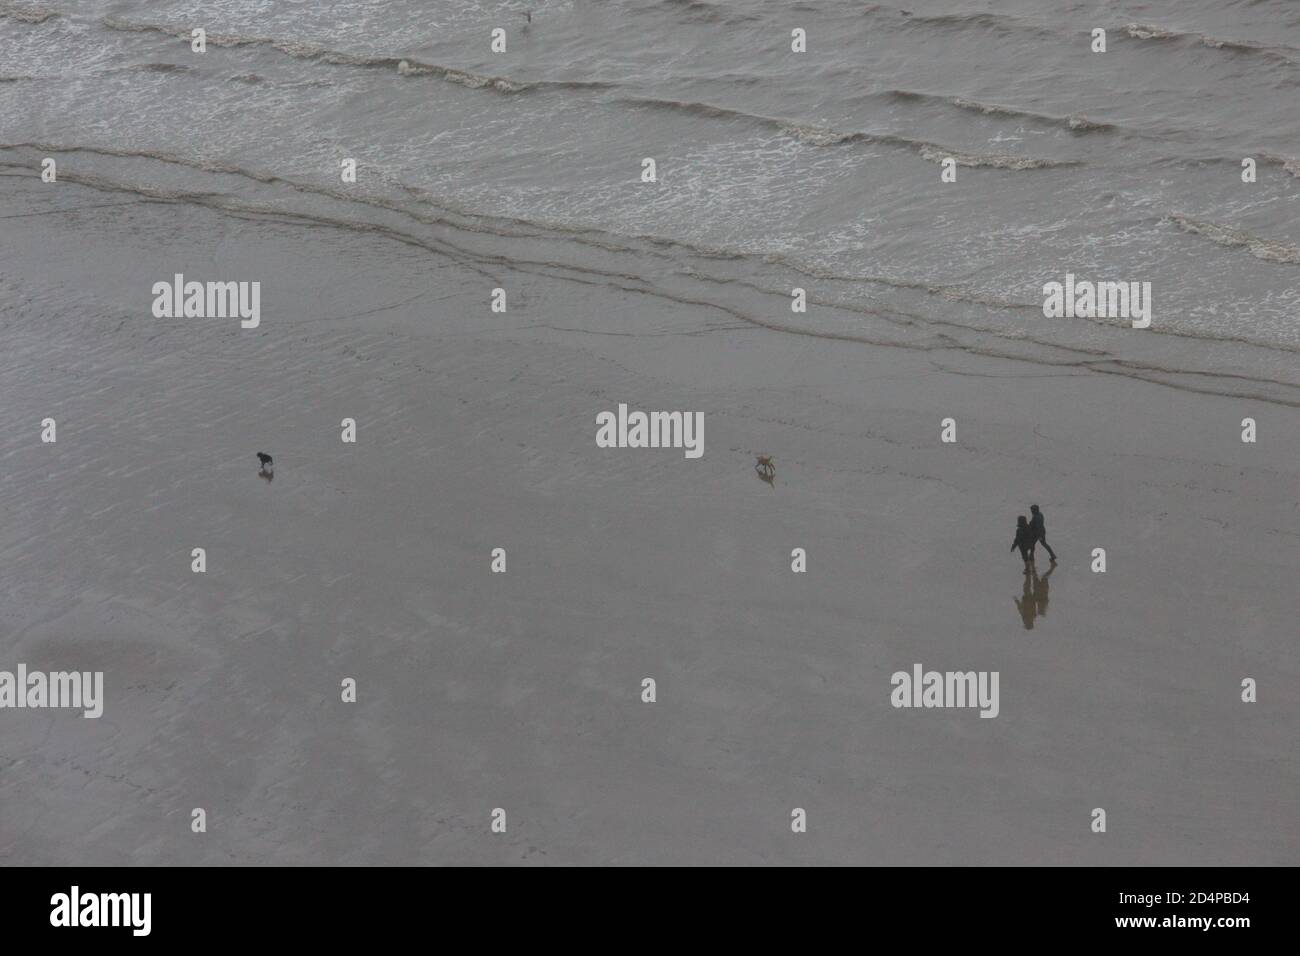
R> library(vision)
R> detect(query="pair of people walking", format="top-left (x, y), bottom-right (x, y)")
top-left (1011, 504), bottom-right (1056, 573)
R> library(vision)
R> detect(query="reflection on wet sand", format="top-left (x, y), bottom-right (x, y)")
top-left (1014, 563), bottom-right (1054, 630)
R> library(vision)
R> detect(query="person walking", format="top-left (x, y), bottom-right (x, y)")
top-left (1029, 504), bottom-right (1056, 563)
top-left (1011, 515), bottom-right (1036, 573)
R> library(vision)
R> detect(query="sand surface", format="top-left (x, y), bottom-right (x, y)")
top-left (1, 167), bottom-right (1296, 865)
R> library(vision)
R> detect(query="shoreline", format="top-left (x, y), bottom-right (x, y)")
top-left (4, 143), bottom-right (1298, 406)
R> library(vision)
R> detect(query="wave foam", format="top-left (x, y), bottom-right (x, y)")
top-left (1170, 215), bottom-right (1300, 265)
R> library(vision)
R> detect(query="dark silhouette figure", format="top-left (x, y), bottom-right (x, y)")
top-left (257, 452), bottom-right (273, 468)
top-left (1029, 504), bottom-right (1056, 562)
top-left (256, 451), bottom-right (274, 482)
top-left (754, 455), bottom-right (775, 487)
top-left (1014, 572), bottom-right (1037, 629)
top-left (1011, 515), bottom-right (1035, 573)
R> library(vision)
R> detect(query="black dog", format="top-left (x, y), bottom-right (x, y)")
top-left (256, 452), bottom-right (273, 468)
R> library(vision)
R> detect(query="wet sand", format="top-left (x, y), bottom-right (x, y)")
top-left (1, 170), bottom-right (1296, 865)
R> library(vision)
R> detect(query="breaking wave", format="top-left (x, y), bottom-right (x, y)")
top-left (99, 17), bottom-right (615, 95)
top-left (618, 96), bottom-right (1075, 167)
top-left (1125, 23), bottom-right (1300, 65)
top-left (1261, 153), bottom-right (1300, 179)
top-left (887, 89), bottom-right (1119, 134)
top-left (1169, 215), bottom-right (1300, 265)
top-left (915, 144), bottom-right (1076, 170)
top-left (0, 2), bottom-right (57, 24)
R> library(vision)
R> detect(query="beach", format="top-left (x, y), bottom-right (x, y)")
top-left (2, 161), bottom-right (1296, 864)
top-left (1, 0), bottom-right (1297, 865)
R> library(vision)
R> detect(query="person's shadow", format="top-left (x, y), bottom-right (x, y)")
top-left (1014, 563), bottom-right (1055, 630)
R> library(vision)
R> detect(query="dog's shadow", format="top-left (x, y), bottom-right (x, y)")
top-left (257, 466), bottom-right (274, 483)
